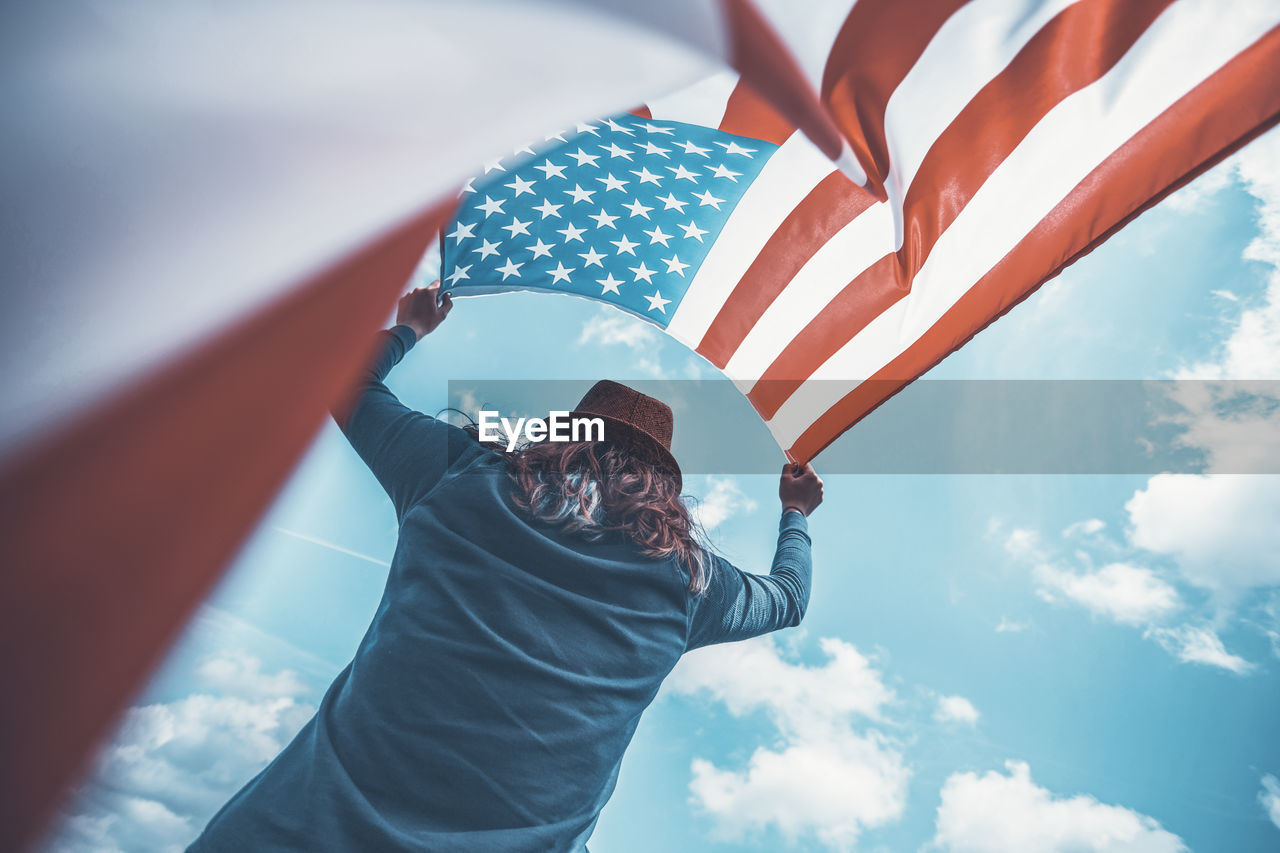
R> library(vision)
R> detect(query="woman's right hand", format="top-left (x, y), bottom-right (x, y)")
top-left (779, 462), bottom-right (823, 517)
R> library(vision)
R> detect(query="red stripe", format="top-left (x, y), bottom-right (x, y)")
top-left (749, 0), bottom-right (1174, 419)
top-left (718, 78), bottom-right (796, 145)
top-left (0, 199), bottom-right (456, 851)
top-left (696, 172), bottom-right (874, 368)
top-left (897, 0), bottom-right (1175, 284)
top-left (821, 0), bottom-right (967, 195)
top-left (788, 24), bottom-right (1280, 462)
top-left (630, 104), bottom-right (653, 119)
top-left (720, 0), bottom-right (847, 160)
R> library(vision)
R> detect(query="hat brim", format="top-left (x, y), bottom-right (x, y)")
top-left (568, 409), bottom-right (682, 491)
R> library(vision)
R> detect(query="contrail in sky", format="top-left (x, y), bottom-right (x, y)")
top-left (273, 527), bottom-right (391, 568)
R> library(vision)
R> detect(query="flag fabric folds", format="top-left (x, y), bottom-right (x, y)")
top-left (442, 0), bottom-right (1280, 463)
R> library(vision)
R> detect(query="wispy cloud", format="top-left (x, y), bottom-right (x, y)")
top-left (1260, 774), bottom-right (1280, 830)
top-left (994, 521), bottom-right (1254, 673)
top-left (273, 526), bottom-right (391, 568)
top-left (933, 695), bottom-right (980, 727)
top-left (1145, 625), bottom-right (1252, 675)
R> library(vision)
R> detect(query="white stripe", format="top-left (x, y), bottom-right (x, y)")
top-left (722, 200), bottom-right (894, 382)
top-left (749, 0), bottom-right (861, 91)
top-left (665, 133), bottom-right (835, 346)
top-left (883, 0), bottom-right (1082, 247)
top-left (766, 0), bottom-right (1280, 447)
top-left (646, 70), bottom-right (740, 128)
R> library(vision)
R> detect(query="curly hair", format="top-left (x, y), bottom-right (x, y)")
top-left (504, 440), bottom-right (711, 594)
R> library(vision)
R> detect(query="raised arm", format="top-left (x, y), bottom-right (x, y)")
top-left (687, 464), bottom-right (824, 650)
top-left (333, 281), bottom-right (472, 522)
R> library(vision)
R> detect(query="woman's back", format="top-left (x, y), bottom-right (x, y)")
top-left (195, 451), bottom-right (691, 851)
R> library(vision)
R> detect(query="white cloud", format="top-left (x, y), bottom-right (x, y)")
top-left (932, 760), bottom-right (1187, 853)
top-left (44, 655), bottom-right (316, 853)
top-left (995, 617), bottom-right (1030, 634)
top-left (1146, 625), bottom-right (1252, 674)
top-left (690, 476), bottom-right (757, 531)
top-left (934, 695), bottom-right (979, 727)
top-left (1063, 518), bottom-right (1106, 538)
top-left (669, 637), bottom-right (908, 850)
top-left (1260, 774), bottom-right (1280, 830)
top-left (1126, 474), bottom-right (1280, 593)
top-left (1033, 561), bottom-right (1181, 626)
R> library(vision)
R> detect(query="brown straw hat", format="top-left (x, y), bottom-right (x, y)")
top-left (570, 380), bottom-right (681, 489)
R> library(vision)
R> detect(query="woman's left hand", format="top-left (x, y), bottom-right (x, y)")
top-left (396, 280), bottom-right (453, 340)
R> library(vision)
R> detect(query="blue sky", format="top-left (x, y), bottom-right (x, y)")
top-left (42, 129), bottom-right (1280, 853)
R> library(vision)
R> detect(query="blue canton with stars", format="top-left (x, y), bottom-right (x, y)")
top-left (439, 113), bottom-right (779, 327)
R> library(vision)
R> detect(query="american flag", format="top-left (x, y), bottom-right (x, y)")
top-left (441, 1), bottom-right (1280, 464)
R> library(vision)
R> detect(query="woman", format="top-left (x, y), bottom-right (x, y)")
top-left (190, 282), bottom-right (823, 852)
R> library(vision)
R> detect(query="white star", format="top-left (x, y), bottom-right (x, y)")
top-left (567, 148), bottom-right (601, 168)
top-left (532, 198), bottom-right (563, 219)
top-left (662, 254), bottom-right (690, 277)
top-left (477, 195), bottom-right (505, 217)
top-left (623, 198), bottom-right (653, 219)
top-left (598, 273), bottom-right (624, 295)
top-left (638, 141), bottom-right (670, 158)
top-left (603, 118), bottom-right (636, 136)
top-left (557, 222), bottom-right (587, 243)
top-left (601, 142), bottom-right (635, 160)
top-left (642, 122), bottom-right (676, 136)
top-left (656, 192), bottom-right (688, 212)
top-left (534, 160), bottom-right (567, 180)
top-left (501, 216), bottom-right (531, 237)
top-left (483, 157), bottom-right (505, 174)
top-left (588, 208), bottom-right (619, 229)
top-left (630, 167), bottom-right (663, 186)
top-left (596, 173), bottom-right (629, 192)
top-left (548, 261), bottom-right (575, 284)
top-left (578, 246), bottom-right (607, 268)
top-left (643, 225), bottom-right (673, 247)
top-left (716, 140), bottom-right (757, 156)
top-left (527, 238), bottom-right (554, 259)
top-left (611, 234), bottom-right (639, 256)
top-left (629, 262), bottom-right (657, 283)
top-left (544, 130), bottom-right (568, 143)
top-left (472, 238), bottom-right (502, 259)
top-left (514, 142), bottom-right (536, 156)
top-left (446, 221), bottom-right (476, 244)
top-left (576, 122), bottom-right (601, 136)
top-left (644, 290), bottom-right (672, 313)
top-left (445, 263), bottom-right (472, 285)
top-left (706, 163), bottom-right (742, 182)
top-left (564, 184), bottom-right (596, 204)
top-left (495, 258), bottom-right (523, 280)
top-left (505, 175), bottom-right (536, 197)
top-left (694, 189), bottom-right (725, 210)
top-left (676, 140), bottom-right (711, 157)
top-left (460, 177), bottom-right (476, 194)
top-left (666, 164), bottom-right (699, 182)
top-left (678, 221), bottom-right (709, 242)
